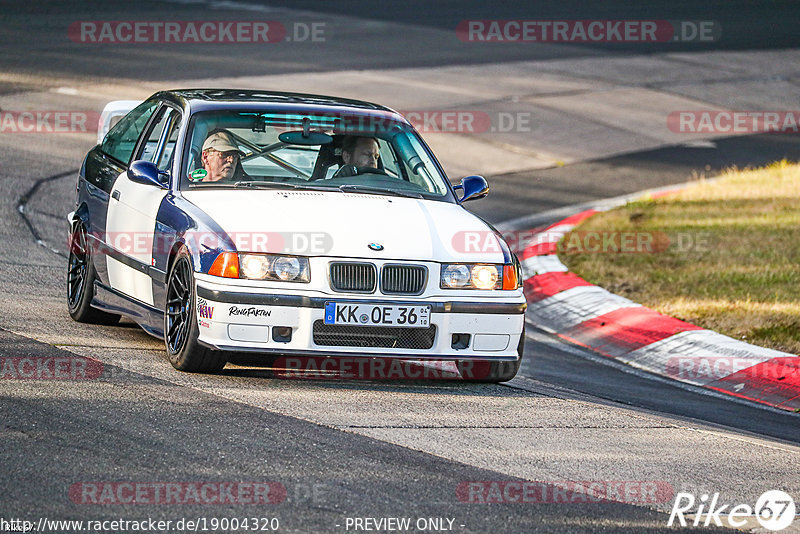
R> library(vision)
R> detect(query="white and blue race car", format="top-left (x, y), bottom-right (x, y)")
top-left (67, 90), bottom-right (526, 381)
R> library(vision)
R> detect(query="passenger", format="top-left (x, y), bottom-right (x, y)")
top-left (335, 136), bottom-right (380, 177)
top-left (342, 136), bottom-right (380, 167)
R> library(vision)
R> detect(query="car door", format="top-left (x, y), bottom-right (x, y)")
top-left (104, 104), bottom-right (182, 306)
top-left (82, 100), bottom-right (160, 284)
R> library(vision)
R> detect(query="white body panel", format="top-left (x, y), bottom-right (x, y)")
top-left (105, 171), bottom-right (168, 306)
top-left (182, 190), bottom-right (506, 263)
top-left (106, 257), bottom-right (155, 304)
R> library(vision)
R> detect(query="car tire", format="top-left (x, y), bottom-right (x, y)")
top-left (456, 326), bottom-right (525, 383)
top-left (164, 248), bottom-right (226, 373)
top-left (67, 223), bottom-right (121, 325)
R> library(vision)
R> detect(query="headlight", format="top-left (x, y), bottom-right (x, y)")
top-left (441, 264), bottom-right (471, 288)
top-left (273, 256), bottom-right (302, 281)
top-left (240, 254), bottom-right (270, 279)
top-left (471, 264), bottom-right (498, 289)
top-left (440, 263), bottom-right (502, 290)
top-left (224, 253), bottom-right (309, 282)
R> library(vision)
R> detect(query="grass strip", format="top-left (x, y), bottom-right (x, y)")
top-left (559, 160), bottom-right (800, 354)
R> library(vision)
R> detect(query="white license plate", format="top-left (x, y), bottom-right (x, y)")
top-left (324, 302), bottom-right (430, 328)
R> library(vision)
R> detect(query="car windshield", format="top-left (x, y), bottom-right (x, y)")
top-left (182, 110), bottom-right (451, 199)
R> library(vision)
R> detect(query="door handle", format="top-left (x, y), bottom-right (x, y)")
top-left (112, 190), bottom-right (120, 200)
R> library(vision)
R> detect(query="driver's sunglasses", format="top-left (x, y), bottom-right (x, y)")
top-left (211, 150), bottom-right (240, 161)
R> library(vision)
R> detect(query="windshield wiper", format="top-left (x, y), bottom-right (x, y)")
top-left (234, 180), bottom-right (298, 189)
top-left (337, 184), bottom-right (423, 199)
top-left (233, 181), bottom-right (332, 192)
top-left (228, 181), bottom-right (424, 198)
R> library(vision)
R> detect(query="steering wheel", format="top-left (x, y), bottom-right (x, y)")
top-left (333, 165), bottom-right (385, 178)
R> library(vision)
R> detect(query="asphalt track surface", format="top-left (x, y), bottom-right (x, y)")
top-left (2, 1), bottom-right (800, 533)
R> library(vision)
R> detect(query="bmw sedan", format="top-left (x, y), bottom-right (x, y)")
top-left (67, 90), bottom-right (526, 382)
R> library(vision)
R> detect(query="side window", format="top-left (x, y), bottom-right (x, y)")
top-left (101, 100), bottom-right (158, 164)
top-left (378, 140), bottom-right (400, 178)
top-left (399, 133), bottom-right (445, 194)
top-left (138, 107), bottom-right (182, 172)
top-left (139, 107), bottom-right (171, 164)
top-left (158, 112), bottom-right (182, 172)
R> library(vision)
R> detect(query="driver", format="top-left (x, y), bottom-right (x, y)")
top-left (200, 129), bottom-right (247, 182)
top-left (336, 136), bottom-right (380, 176)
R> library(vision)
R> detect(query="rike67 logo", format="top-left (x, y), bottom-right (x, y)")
top-left (669, 490), bottom-right (796, 531)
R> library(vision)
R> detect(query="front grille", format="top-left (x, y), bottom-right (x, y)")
top-left (381, 264), bottom-right (427, 295)
top-left (330, 262), bottom-right (376, 292)
top-left (312, 321), bottom-right (436, 349)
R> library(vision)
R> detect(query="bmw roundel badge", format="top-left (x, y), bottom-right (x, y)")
top-left (368, 243), bottom-right (384, 251)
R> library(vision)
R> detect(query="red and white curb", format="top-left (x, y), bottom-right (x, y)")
top-left (520, 209), bottom-right (800, 413)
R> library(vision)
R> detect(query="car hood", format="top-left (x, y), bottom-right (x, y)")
top-left (181, 189), bottom-right (507, 263)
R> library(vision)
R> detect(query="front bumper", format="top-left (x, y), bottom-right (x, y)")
top-left (194, 277), bottom-right (526, 361)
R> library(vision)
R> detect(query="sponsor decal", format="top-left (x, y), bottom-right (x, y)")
top-left (196, 298), bottom-right (214, 320)
top-left (229, 306), bottom-right (271, 318)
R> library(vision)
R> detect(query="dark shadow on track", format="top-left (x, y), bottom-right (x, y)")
top-left (520, 327), bottom-right (800, 446)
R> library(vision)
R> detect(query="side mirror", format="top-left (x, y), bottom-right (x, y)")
top-left (127, 160), bottom-right (169, 188)
top-left (454, 175), bottom-right (489, 202)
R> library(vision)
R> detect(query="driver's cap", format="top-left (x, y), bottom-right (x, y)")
top-left (202, 130), bottom-right (242, 153)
